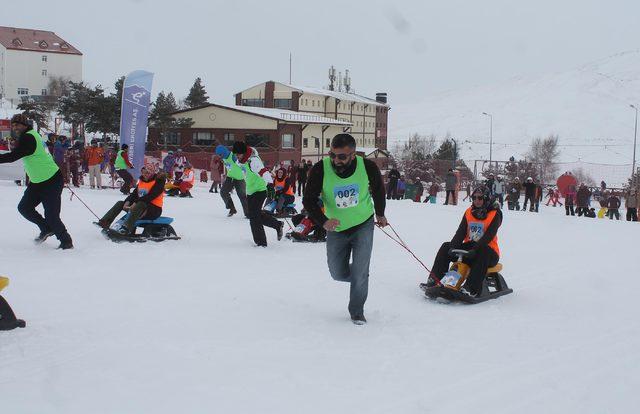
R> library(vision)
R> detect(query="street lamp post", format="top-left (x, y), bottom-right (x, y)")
top-left (482, 112), bottom-right (493, 167)
top-left (631, 104), bottom-right (638, 181)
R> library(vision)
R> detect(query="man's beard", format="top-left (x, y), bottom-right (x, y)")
top-left (332, 159), bottom-right (352, 174)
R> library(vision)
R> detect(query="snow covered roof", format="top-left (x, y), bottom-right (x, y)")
top-left (283, 83), bottom-right (389, 108)
top-left (172, 103), bottom-right (353, 126)
top-left (356, 147), bottom-right (390, 157)
top-left (231, 105), bottom-right (353, 126)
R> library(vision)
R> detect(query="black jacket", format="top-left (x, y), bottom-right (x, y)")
top-left (303, 158), bottom-right (386, 228)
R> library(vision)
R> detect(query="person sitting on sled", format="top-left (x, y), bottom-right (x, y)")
top-left (265, 168), bottom-right (295, 214)
top-left (165, 162), bottom-right (195, 197)
top-left (423, 185), bottom-right (502, 297)
top-left (96, 163), bottom-right (166, 234)
top-left (288, 199), bottom-right (326, 242)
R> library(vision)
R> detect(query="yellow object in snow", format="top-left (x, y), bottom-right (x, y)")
top-left (0, 276), bottom-right (9, 292)
top-left (597, 208), bottom-right (607, 219)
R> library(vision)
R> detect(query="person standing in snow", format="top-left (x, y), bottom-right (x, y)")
top-left (216, 145), bottom-right (249, 217)
top-left (173, 149), bottom-right (187, 180)
top-left (492, 176), bottom-right (505, 207)
top-left (162, 151), bottom-right (175, 179)
top-left (606, 192), bottom-right (621, 220)
top-left (114, 144), bottom-right (135, 194)
top-left (625, 189), bottom-right (638, 221)
top-left (444, 169), bottom-right (457, 205)
top-left (303, 134), bottom-right (387, 325)
top-left (0, 114), bottom-right (73, 249)
top-left (232, 141), bottom-right (284, 247)
top-left (521, 177), bottom-right (536, 211)
top-left (386, 167), bottom-right (401, 200)
top-left (209, 154), bottom-right (224, 193)
top-left (565, 184), bottom-right (576, 216)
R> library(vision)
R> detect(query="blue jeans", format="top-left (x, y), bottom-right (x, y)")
top-left (326, 217), bottom-right (374, 317)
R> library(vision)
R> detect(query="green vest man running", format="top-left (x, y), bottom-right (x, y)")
top-left (0, 114), bottom-right (73, 249)
top-left (231, 141), bottom-right (284, 247)
top-left (215, 145), bottom-right (249, 217)
top-left (303, 133), bottom-right (388, 325)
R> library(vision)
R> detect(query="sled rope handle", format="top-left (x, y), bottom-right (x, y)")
top-left (376, 223), bottom-right (441, 285)
top-left (66, 185), bottom-right (101, 221)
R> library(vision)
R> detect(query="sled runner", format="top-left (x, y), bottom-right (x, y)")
top-left (102, 215), bottom-right (181, 243)
top-left (0, 277), bottom-right (26, 331)
top-left (422, 249), bottom-right (513, 304)
top-left (285, 232), bottom-right (326, 243)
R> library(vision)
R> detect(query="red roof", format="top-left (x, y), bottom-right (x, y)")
top-left (0, 26), bottom-right (82, 55)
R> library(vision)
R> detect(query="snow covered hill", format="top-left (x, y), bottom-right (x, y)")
top-left (1, 181), bottom-right (638, 413)
top-left (390, 50), bottom-right (640, 167)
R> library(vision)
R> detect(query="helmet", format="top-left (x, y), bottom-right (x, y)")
top-left (527, 177), bottom-right (533, 182)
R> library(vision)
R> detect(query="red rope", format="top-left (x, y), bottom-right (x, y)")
top-left (66, 186), bottom-right (101, 220)
top-left (376, 223), bottom-right (441, 286)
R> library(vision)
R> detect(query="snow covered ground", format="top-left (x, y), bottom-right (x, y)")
top-left (0, 180), bottom-right (639, 413)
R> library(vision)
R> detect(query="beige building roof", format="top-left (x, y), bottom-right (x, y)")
top-left (284, 83), bottom-right (389, 108)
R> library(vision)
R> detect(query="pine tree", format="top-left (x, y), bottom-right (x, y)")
top-left (433, 139), bottom-right (458, 161)
top-left (184, 77), bottom-right (209, 108)
top-left (149, 91), bottom-right (194, 148)
top-left (16, 100), bottom-right (50, 132)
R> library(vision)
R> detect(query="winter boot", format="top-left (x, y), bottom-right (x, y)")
top-left (34, 231), bottom-right (54, 244)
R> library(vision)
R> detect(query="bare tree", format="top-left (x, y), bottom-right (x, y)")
top-left (526, 134), bottom-right (560, 184)
top-left (392, 133), bottom-right (437, 161)
top-left (572, 167), bottom-right (595, 186)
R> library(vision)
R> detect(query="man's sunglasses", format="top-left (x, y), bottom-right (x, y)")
top-left (329, 151), bottom-right (354, 161)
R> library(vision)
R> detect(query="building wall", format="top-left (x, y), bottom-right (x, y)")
top-left (1, 48), bottom-right (82, 104)
top-left (300, 124), bottom-right (350, 162)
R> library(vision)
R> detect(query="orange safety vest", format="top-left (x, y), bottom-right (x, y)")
top-left (274, 177), bottom-right (294, 196)
top-left (137, 178), bottom-right (164, 208)
top-left (463, 207), bottom-right (500, 256)
top-left (183, 168), bottom-right (195, 185)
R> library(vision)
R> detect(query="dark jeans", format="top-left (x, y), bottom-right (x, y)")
top-left (276, 194), bottom-right (295, 212)
top-left (495, 193), bottom-right (504, 207)
top-left (221, 177), bottom-right (249, 216)
top-left (326, 217), bottom-right (374, 317)
top-left (576, 206), bottom-right (588, 216)
top-left (565, 205), bottom-right (575, 216)
top-left (386, 180), bottom-right (398, 200)
top-left (209, 181), bottom-right (220, 192)
top-left (607, 208), bottom-right (620, 220)
top-left (297, 178), bottom-right (307, 196)
top-left (522, 195), bottom-right (535, 211)
top-left (627, 208), bottom-right (638, 221)
top-left (247, 190), bottom-right (282, 246)
top-left (431, 241), bottom-right (499, 295)
top-left (18, 171), bottom-right (71, 243)
top-left (117, 169), bottom-right (134, 194)
top-left (444, 190), bottom-right (455, 205)
top-left (101, 200), bottom-right (161, 231)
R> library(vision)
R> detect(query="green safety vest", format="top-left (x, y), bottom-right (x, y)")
top-left (244, 158), bottom-right (267, 196)
top-left (115, 150), bottom-right (128, 170)
top-left (22, 130), bottom-right (59, 183)
top-left (321, 156), bottom-right (374, 232)
top-left (224, 153), bottom-right (244, 180)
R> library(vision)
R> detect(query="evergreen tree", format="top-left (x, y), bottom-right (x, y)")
top-left (433, 138), bottom-right (458, 161)
top-left (150, 91), bottom-right (194, 147)
top-left (16, 100), bottom-right (50, 132)
top-left (184, 77), bottom-right (209, 108)
top-left (58, 81), bottom-right (103, 137)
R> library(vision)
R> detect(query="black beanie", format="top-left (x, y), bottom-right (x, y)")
top-left (232, 141), bottom-right (247, 154)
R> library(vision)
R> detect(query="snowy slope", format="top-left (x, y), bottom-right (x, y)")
top-left (390, 50), bottom-right (640, 166)
top-left (0, 181), bottom-right (639, 413)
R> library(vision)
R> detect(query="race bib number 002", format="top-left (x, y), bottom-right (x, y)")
top-left (334, 184), bottom-right (360, 209)
top-left (469, 222), bottom-right (485, 242)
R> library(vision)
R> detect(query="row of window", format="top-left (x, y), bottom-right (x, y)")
top-left (17, 88), bottom-right (48, 96)
top-left (161, 132), bottom-right (295, 149)
top-left (300, 137), bottom-right (381, 149)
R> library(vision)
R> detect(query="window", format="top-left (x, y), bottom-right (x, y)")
top-left (223, 133), bottom-right (235, 145)
top-left (325, 138), bottom-right (330, 148)
top-left (41, 89), bottom-right (47, 96)
top-left (274, 99), bottom-right (292, 109)
top-left (17, 88), bottom-right (29, 96)
top-left (303, 138), bottom-right (308, 148)
top-left (241, 99), bottom-right (264, 107)
top-left (314, 138), bottom-right (319, 148)
top-left (42, 69), bottom-right (47, 76)
top-left (42, 55), bottom-right (47, 62)
top-left (163, 131), bottom-right (181, 145)
top-left (312, 100), bottom-right (315, 107)
top-left (282, 133), bottom-right (294, 149)
top-left (305, 99), bottom-right (308, 106)
top-left (193, 131), bottom-right (214, 146)
top-left (245, 133), bottom-right (269, 147)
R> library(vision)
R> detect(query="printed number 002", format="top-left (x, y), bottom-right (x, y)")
top-left (337, 189), bottom-right (356, 198)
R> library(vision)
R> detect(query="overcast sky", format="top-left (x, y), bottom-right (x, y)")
top-left (8, 0), bottom-right (640, 106)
